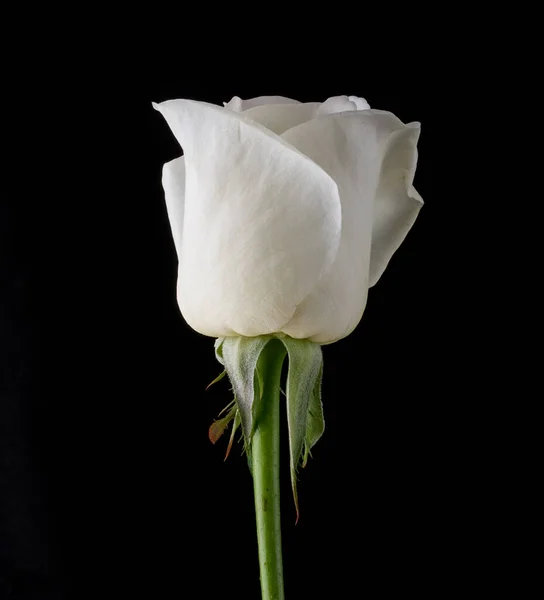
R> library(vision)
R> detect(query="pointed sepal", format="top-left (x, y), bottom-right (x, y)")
top-left (278, 337), bottom-right (323, 521)
top-left (206, 369), bottom-right (227, 390)
top-left (302, 362), bottom-right (325, 468)
top-left (208, 402), bottom-right (237, 445)
top-left (214, 337), bottom-right (225, 365)
top-left (220, 335), bottom-right (273, 446)
top-left (210, 334), bottom-right (326, 513)
top-left (225, 410), bottom-right (241, 461)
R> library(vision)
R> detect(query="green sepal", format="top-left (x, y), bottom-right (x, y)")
top-left (206, 369), bottom-right (227, 390)
top-left (214, 337), bottom-right (225, 365)
top-left (278, 337), bottom-right (323, 521)
top-left (211, 335), bottom-right (325, 516)
top-left (220, 335), bottom-right (274, 446)
top-left (224, 410), bottom-right (241, 461)
top-left (208, 402), bottom-right (237, 445)
top-left (302, 362), bottom-right (324, 468)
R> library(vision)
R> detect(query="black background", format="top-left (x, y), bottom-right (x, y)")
top-left (2, 48), bottom-right (469, 599)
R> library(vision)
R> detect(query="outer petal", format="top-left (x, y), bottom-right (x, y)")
top-left (368, 125), bottom-right (423, 286)
top-left (154, 99), bottom-right (341, 338)
top-left (280, 110), bottom-right (421, 343)
top-left (162, 156), bottom-right (185, 257)
top-left (225, 95), bottom-right (300, 111)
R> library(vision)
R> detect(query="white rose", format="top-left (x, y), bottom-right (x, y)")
top-left (154, 94), bottom-right (423, 344)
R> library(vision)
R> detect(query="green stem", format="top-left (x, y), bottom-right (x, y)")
top-left (253, 339), bottom-right (287, 600)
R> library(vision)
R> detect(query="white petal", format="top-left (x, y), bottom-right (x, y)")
top-left (224, 95), bottom-right (300, 111)
top-left (369, 124), bottom-right (423, 286)
top-left (242, 102), bottom-right (320, 134)
top-left (317, 95), bottom-right (370, 117)
top-left (154, 99), bottom-right (341, 338)
top-left (162, 156), bottom-right (185, 258)
top-left (280, 110), bottom-right (418, 343)
top-left (348, 95), bottom-right (371, 110)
